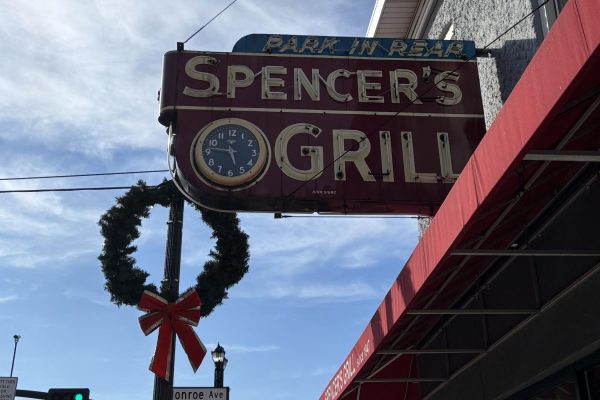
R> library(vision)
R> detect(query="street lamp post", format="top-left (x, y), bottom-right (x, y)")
top-left (211, 344), bottom-right (228, 388)
top-left (10, 335), bottom-right (21, 377)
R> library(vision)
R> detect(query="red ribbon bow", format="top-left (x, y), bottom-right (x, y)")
top-left (138, 289), bottom-right (207, 381)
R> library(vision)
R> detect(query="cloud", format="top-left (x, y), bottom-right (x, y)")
top-left (229, 215), bottom-right (418, 302)
top-left (0, 295), bottom-right (18, 303)
top-left (205, 343), bottom-right (280, 354)
top-left (310, 366), bottom-right (334, 377)
top-left (0, 156), bottom-right (170, 270)
top-left (0, 2), bottom-right (165, 156)
top-left (62, 289), bottom-right (112, 307)
top-left (0, 184), bottom-right (103, 269)
top-left (242, 215), bottom-right (416, 274)
top-left (296, 282), bottom-right (378, 301)
top-left (235, 280), bottom-right (380, 302)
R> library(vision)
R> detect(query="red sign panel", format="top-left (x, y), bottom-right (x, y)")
top-left (159, 49), bottom-right (485, 214)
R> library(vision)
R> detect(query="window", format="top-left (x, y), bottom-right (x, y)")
top-left (539, 0), bottom-right (569, 36)
top-left (442, 22), bottom-right (454, 40)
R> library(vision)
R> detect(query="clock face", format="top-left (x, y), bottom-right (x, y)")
top-left (191, 118), bottom-right (270, 189)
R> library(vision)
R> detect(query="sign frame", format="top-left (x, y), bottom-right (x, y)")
top-left (0, 377), bottom-right (17, 400)
top-left (172, 387), bottom-right (229, 400)
top-left (160, 36), bottom-right (485, 215)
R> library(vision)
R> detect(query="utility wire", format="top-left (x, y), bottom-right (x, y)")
top-left (0, 169), bottom-right (169, 182)
top-left (183, 0), bottom-right (239, 44)
top-left (280, 0), bottom-right (550, 208)
top-left (0, 186), bottom-right (143, 194)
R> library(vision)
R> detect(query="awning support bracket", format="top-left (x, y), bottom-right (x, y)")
top-left (407, 309), bottom-right (537, 315)
top-left (452, 249), bottom-right (600, 257)
top-left (377, 348), bottom-right (486, 355)
top-left (355, 378), bottom-right (447, 383)
top-left (524, 150), bottom-right (600, 162)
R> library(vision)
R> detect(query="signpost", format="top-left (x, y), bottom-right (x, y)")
top-left (160, 35), bottom-right (485, 215)
top-left (0, 377), bottom-right (17, 400)
top-left (173, 387), bottom-right (229, 400)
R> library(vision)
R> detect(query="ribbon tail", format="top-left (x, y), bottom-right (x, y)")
top-left (150, 319), bottom-right (175, 381)
top-left (139, 311), bottom-right (164, 335)
top-left (174, 320), bottom-right (207, 372)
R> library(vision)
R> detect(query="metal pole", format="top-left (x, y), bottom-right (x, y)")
top-left (10, 335), bottom-right (20, 377)
top-left (15, 389), bottom-right (47, 399)
top-left (152, 195), bottom-right (184, 400)
top-left (214, 363), bottom-right (224, 388)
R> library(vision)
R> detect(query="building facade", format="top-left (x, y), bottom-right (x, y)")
top-left (425, 0), bottom-right (567, 129)
top-left (320, 1), bottom-right (600, 399)
top-left (408, 0), bottom-right (568, 238)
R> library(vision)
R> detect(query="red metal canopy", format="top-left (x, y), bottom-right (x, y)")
top-left (320, 0), bottom-right (600, 399)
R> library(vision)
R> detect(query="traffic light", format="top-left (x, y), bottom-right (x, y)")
top-left (47, 388), bottom-right (90, 400)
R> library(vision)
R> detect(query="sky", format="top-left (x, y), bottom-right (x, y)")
top-left (0, 1), bottom-right (421, 400)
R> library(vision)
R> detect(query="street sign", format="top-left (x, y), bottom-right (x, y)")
top-left (0, 377), bottom-right (17, 400)
top-left (159, 36), bottom-right (485, 215)
top-left (173, 387), bottom-right (229, 400)
top-left (232, 34), bottom-right (476, 60)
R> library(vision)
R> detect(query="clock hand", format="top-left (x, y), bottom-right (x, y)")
top-left (209, 147), bottom-right (230, 153)
top-left (228, 145), bottom-right (237, 166)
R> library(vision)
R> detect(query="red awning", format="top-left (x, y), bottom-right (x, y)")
top-left (320, 1), bottom-right (600, 399)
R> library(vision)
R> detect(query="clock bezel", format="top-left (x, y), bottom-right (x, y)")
top-left (190, 118), bottom-right (270, 190)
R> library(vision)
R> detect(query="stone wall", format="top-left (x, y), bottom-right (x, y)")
top-left (416, 1), bottom-right (548, 238)
top-left (426, 0), bottom-right (546, 129)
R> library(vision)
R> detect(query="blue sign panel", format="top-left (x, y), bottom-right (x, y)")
top-left (232, 34), bottom-right (476, 60)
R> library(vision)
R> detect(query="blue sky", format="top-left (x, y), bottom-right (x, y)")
top-left (0, 1), bottom-right (420, 399)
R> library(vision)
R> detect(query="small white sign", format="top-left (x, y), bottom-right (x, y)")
top-left (0, 377), bottom-right (17, 400)
top-left (173, 387), bottom-right (228, 400)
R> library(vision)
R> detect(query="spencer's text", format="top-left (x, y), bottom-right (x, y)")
top-left (182, 56), bottom-right (463, 106)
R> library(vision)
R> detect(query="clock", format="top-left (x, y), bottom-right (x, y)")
top-left (191, 118), bottom-right (270, 189)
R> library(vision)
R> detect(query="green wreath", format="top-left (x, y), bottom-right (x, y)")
top-left (98, 179), bottom-right (249, 316)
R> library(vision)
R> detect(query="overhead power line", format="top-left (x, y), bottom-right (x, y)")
top-left (0, 169), bottom-right (169, 182)
top-left (183, 0), bottom-right (239, 44)
top-left (0, 170), bottom-right (168, 194)
top-left (0, 186), bottom-right (143, 194)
